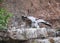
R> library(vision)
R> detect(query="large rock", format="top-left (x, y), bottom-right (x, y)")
top-left (8, 27), bottom-right (58, 40)
top-left (25, 28), bottom-right (37, 39)
top-left (47, 29), bottom-right (57, 37)
top-left (8, 28), bottom-right (38, 40)
top-left (8, 27), bottom-right (26, 40)
top-left (37, 28), bottom-right (48, 38)
top-left (27, 37), bottom-right (60, 43)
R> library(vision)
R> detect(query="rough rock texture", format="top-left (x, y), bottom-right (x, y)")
top-left (7, 27), bottom-right (60, 43)
top-left (27, 37), bottom-right (60, 43)
top-left (8, 28), bottom-right (58, 40)
top-left (0, 30), bottom-right (9, 41)
top-left (2, 0), bottom-right (60, 29)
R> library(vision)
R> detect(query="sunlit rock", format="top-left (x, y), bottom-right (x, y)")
top-left (37, 28), bottom-right (48, 38)
top-left (25, 28), bottom-right (37, 39)
top-left (16, 29), bottom-right (26, 40)
top-left (47, 29), bottom-right (57, 37)
top-left (8, 27), bottom-right (60, 41)
top-left (53, 37), bottom-right (60, 43)
top-left (31, 39), bottom-right (51, 43)
top-left (8, 27), bottom-right (26, 40)
top-left (28, 37), bottom-right (60, 43)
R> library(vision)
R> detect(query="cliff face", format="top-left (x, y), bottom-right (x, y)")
top-left (3, 0), bottom-right (60, 28)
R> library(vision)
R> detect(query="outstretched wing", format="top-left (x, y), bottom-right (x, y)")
top-left (36, 19), bottom-right (51, 27)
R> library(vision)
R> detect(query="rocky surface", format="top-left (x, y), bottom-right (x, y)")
top-left (8, 27), bottom-right (59, 40)
top-left (0, 27), bottom-right (60, 43)
top-left (27, 37), bottom-right (60, 43)
top-left (0, 30), bottom-right (9, 41)
top-left (7, 27), bottom-right (60, 43)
